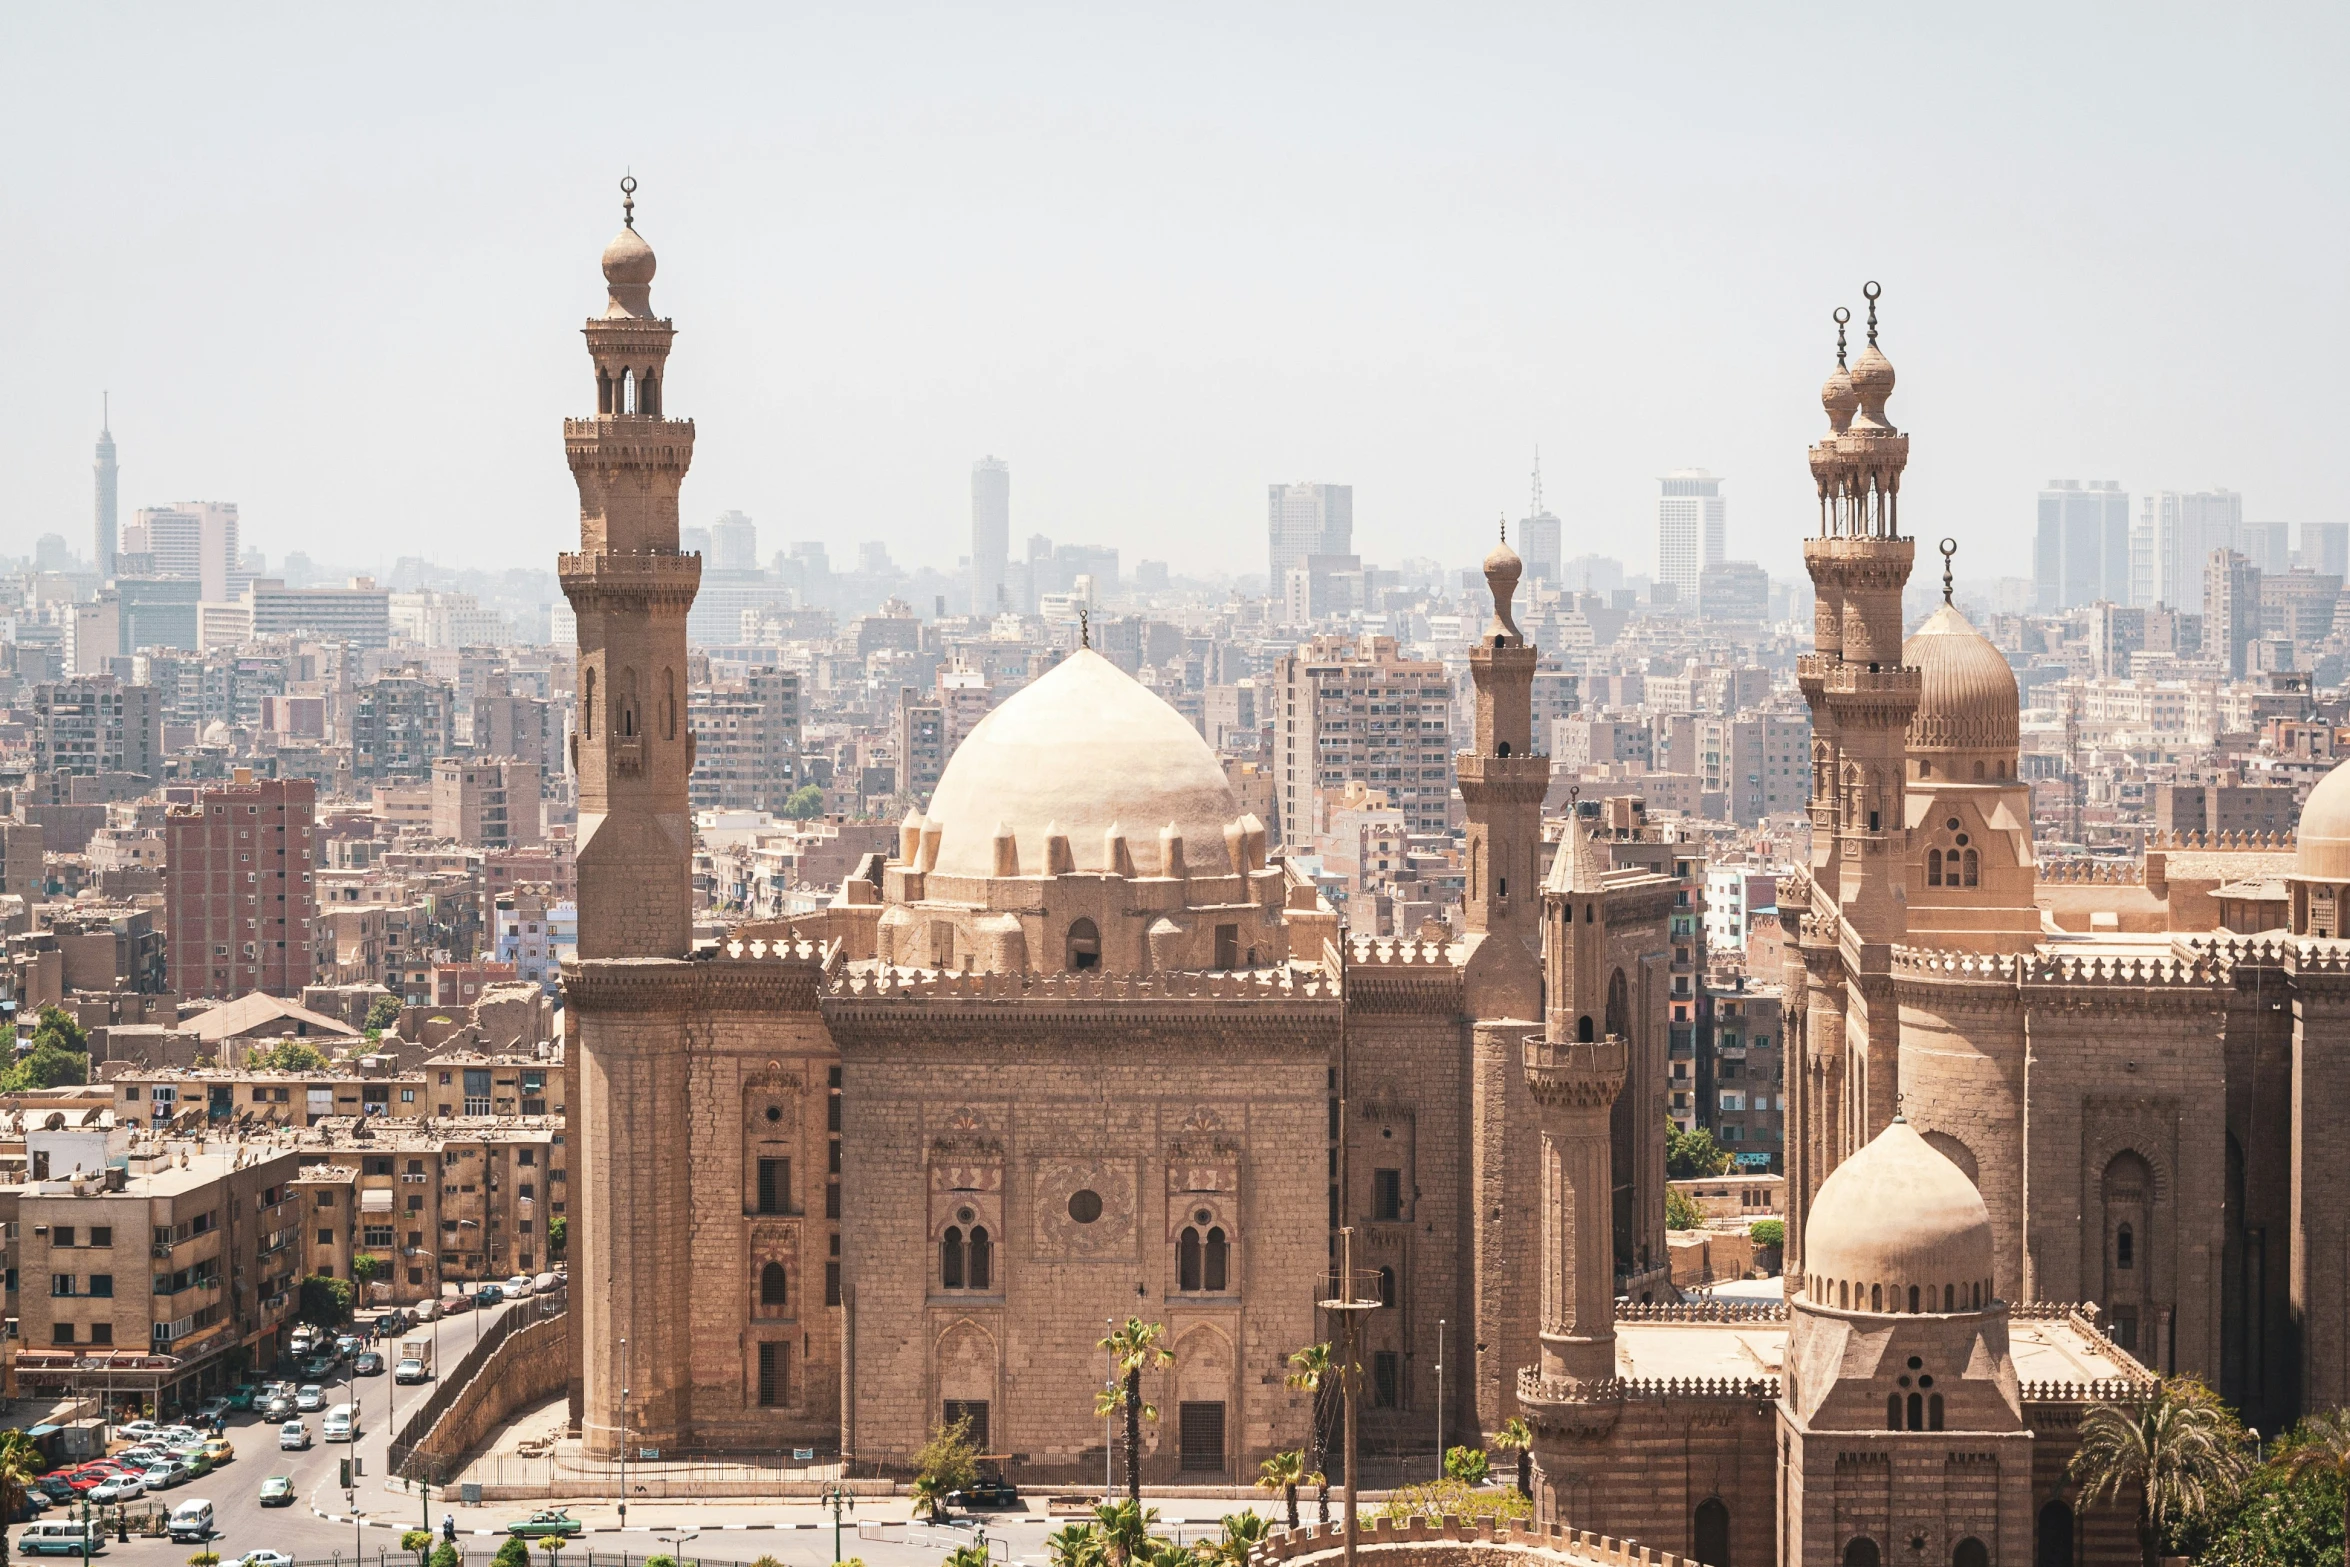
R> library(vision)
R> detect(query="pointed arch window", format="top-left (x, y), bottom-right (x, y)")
top-left (760, 1261), bottom-right (787, 1307)
top-left (1962, 849), bottom-right (1980, 887)
top-left (1176, 1223), bottom-right (1230, 1294)
top-left (967, 1226), bottom-right (991, 1290)
top-left (941, 1227), bottom-right (965, 1290)
top-left (582, 668), bottom-right (596, 740)
top-left (1927, 848), bottom-right (1944, 887)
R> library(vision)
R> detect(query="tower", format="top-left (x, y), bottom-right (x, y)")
top-left (971, 457), bottom-right (1009, 615)
top-left (561, 176), bottom-right (700, 962)
top-left (560, 179), bottom-right (702, 1458)
top-left (94, 397), bottom-right (118, 579)
top-left (1456, 522), bottom-right (1548, 1017)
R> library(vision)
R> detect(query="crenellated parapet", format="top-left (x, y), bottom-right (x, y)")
top-left (826, 963), bottom-right (1339, 1002)
top-left (1522, 1037), bottom-right (1628, 1107)
top-left (1615, 1299), bottom-right (1787, 1324)
top-left (1244, 1514), bottom-right (1702, 1567)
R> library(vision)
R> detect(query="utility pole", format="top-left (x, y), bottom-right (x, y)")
top-left (1319, 1227), bottom-right (1376, 1567)
top-left (1434, 1318), bottom-right (1446, 1480)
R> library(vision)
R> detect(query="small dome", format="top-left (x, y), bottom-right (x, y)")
top-left (1804, 1119), bottom-right (1993, 1307)
top-left (1904, 603), bottom-right (2018, 758)
top-left (1483, 529), bottom-right (1524, 644)
top-left (2295, 757), bottom-right (2350, 880)
top-left (1850, 341), bottom-right (1896, 428)
top-left (1821, 364), bottom-right (1858, 433)
top-left (602, 225), bottom-right (655, 289)
top-left (921, 649), bottom-right (1245, 879)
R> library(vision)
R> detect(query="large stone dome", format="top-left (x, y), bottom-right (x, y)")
top-left (2295, 756), bottom-right (2350, 879)
top-left (1803, 1118), bottom-right (1994, 1312)
top-left (1904, 603), bottom-right (2019, 759)
top-left (921, 648), bottom-right (1246, 880)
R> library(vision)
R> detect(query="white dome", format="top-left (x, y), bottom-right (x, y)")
top-left (1804, 1118), bottom-right (1993, 1311)
top-left (2296, 757), bottom-right (2350, 879)
top-left (921, 649), bottom-right (1245, 880)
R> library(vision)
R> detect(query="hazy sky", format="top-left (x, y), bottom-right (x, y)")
top-left (6, 5), bottom-right (2345, 586)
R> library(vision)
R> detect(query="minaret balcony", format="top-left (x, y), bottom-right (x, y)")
top-left (1522, 1036), bottom-right (1627, 1105)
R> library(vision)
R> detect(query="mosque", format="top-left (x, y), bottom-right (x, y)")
top-left (555, 190), bottom-right (2334, 1565)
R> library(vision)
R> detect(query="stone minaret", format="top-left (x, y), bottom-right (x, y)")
top-left (562, 179), bottom-right (702, 1457)
top-left (1788, 284), bottom-right (1918, 1287)
top-left (562, 176), bottom-right (701, 960)
top-left (94, 397), bottom-right (117, 579)
top-left (1457, 522), bottom-right (1548, 1018)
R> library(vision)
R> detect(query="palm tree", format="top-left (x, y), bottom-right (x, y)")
top-left (0, 1427), bottom-right (46, 1539)
top-left (1285, 1342), bottom-right (1339, 1524)
top-left (1093, 1498), bottom-right (1161, 1566)
top-left (2280, 1407), bottom-right (2350, 1567)
top-left (1257, 1448), bottom-right (1312, 1530)
top-left (2068, 1377), bottom-right (2251, 1567)
top-left (1210, 1511), bottom-right (1271, 1566)
top-left (1491, 1418), bottom-right (1534, 1499)
top-left (944, 1545), bottom-right (994, 1567)
top-left (1098, 1318), bottom-right (1175, 1507)
top-left (911, 1472), bottom-right (951, 1523)
top-left (1047, 1522), bottom-right (1110, 1567)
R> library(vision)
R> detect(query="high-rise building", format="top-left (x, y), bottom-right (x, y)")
top-left (2240, 519), bottom-right (2293, 577)
top-left (1270, 634), bottom-right (1454, 841)
top-left (708, 510), bottom-right (759, 572)
top-left (1518, 452), bottom-right (1561, 583)
top-left (2134, 489), bottom-right (2242, 608)
top-left (687, 669), bottom-right (801, 812)
top-left (971, 458), bottom-right (1010, 616)
top-left (1266, 482), bottom-right (1352, 591)
top-left (2297, 521), bottom-right (2349, 579)
top-left (32, 676), bottom-right (163, 779)
top-left (1654, 470), bottom-right (1725, 601)
top-left (124, 502), bottom-right (240, 603)
top-left (93, 399), bottom-right (118, 579)
top-left (2204, 548), bottom-right (2262, 677)
top-left (432, 758), bottom-right (542, 848)
top-left (163, 773), bottom-right (317, 1000)
top-left (248, 578), bottom-right (393, 647)
top-left (352, 674), bottom-right (456, 782)
top-left (2031, 479), bottom-right (2128, 611)
top-left (1697, 560), bottom-right (1771, 623)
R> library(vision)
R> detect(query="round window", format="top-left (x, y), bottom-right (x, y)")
top-left (1906, 1355), bottom-right (1924, 1370)
top-left (1068, 1189), bottom-right (1103, 1224)
top-left (1955, 833), bottom-right (1970, 847)
top-left (1194, 1208), bottom-right (1213, 1226)
top-left (764, 1105), bottom-right (782, 1124)
top-left (1945, 817), bottom-right (1960, 832)
top-left (957, 1206), bottom-right (976, 1225)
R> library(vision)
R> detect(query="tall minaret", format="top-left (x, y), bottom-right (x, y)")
top-left (562, 180), bottom-right (703, 1459)
top-left (1456, 521), bottom-right (1548, 1018)
top-left (560, 176), bottom-right (701, 961)
top-left (93, 396), bottom-right (118, 579)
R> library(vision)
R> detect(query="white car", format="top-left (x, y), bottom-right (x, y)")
top-left (279, 1420), bottom-right (310, 1450)
top-left (141, 1459), bottom-right (188, 1489)
top-left (237, 1552), bottom-right (297, 1567)
top-left (117, 1420), bottom-right (161, 1442)
top-left (505, 1273), bottom-right (534, 1297)
top-left (295, 1385), bottom-right (325, 1412)
top-left (89, 1473), bottom-right (146, 1502)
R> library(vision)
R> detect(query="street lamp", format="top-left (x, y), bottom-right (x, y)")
top-left (823, 1482), bottom-right (856, 1562)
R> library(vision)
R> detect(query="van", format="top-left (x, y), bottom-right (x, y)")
top-left (166, 1497), bottom-right (215, 1542)
top-left (322, 1404), bottom-right (357, 1442)
top-left (18, 1518), bottom-right (105, 1555)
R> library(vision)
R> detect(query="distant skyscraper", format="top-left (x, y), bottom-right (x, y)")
top-left (93, 396), bottom-right (118, 579)
top-left (2205, 547), bottom-right (2262, 677)
top-left (1267, 482), bottom-right (1352, 590)
top-left (708, 510), bottom-right (758, 572)
top-left (2134, 489), bottom-right (2242, 608)
top-left (2033, 479), bottom-right (2129, 611)
top-left (1654, 470), bottom-right (1724, 601)
top-left (972, 457), bottom-right (1010, 615)
top-left (2299, 521), bottom-right (2350, 579)
top-left (123, 502), bottom-right (238, 602)
top-left (2239, 519), bottom-right (2292, 576)
top-left (1518, 451), bottom-right (1561, 583)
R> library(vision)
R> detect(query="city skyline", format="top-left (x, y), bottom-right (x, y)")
top-left (4, 8), bottom-right (2345, 585)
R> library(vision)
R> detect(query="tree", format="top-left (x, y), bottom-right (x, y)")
top-left (1257, 1448), bottom-right (1311, 1530)
top-left (1091, 1499), bottom-right (1160, 1566)
top-left (250, 1039), bottom-right (330, 1072)
top-left (943, 1546), bottom-right (993, 1567)
top-left (431, 1545), bottom-right (463, 1567)
top-left (2069, 1377), bottom-right (2251, 1567)
top-left (546, 1215), bottom-right (568, 1260)
top-left (299, 1273), bottom-right (355, 1326)
top-left (2, 1039), bottom-right (89, 1092)
top-left (536, 1536), bottom-right (568, 1567)
top-left (31, 1006), bottom-right (88, 1054)
top-left (784, 783), bottom-right (828, 820)
top-left (353, 1254), bottom-right (385, 1284)
top-left (913, 1412), bottom-right (980, 1505)
top-left (1491, 1417), bottom-right (1534, 1498)
top-left (493, 1538), bottom-right (533, 1567)
top-left (1047, 1523), bottom-right (1109, 1567)
top-left (186, 1553), bottom-right (223, 1567)
top-left (2280, 1408), bottom-right (2350, 1567)
top-left (2196, 1438), bottom-right (2345, 1567)
top-left (1665, 1120), bottom-right (1733, 1179)
top-left (364, 994), bottom-right (403, 1035)
top-left (1098, 1318), bottom-right (1174, 1506)
top-left (1378, 1478), bottom-right (1532, 1525)
top-left (1443, 1446), bottom-right (1490, 1485)
top-left (1285, 1341), bottom-right (1339, 1523)
top-left (402, 1529), bottom-right (436, 1565)
top-left (909, 1474), bottom-right (950, 1524)
top-left (1748, 1219), bottom-right (1785, 1248)
top-left (0, 1426), bottom-right (46, 1537)
top-left (1665, 1187), bottom-right (1706, 1230)
top-left (1209, 1511), bottom-right (1271, 1566)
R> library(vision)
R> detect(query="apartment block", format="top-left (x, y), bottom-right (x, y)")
top-left (432, 758), bottom-right (542, 849)
top-left (1271, 635), bottom-right (1455, 843)
top-left (33, 677), bottom-right (164, 779)
top-left (687, 668), bottom-right (802, 813)
top-left (164, 772), bottom-right (318, 1000)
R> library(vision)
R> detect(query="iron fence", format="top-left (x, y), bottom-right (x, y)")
top-left (387, 1288), bottom-right (567, 1483)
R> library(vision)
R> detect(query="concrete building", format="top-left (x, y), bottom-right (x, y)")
top-left (164, 773), bottom-right (319, 1000)
top-left (32, 676), bottom-right (163, 779)
top-left (688, 669), bottom-right (802, 813)
top-left (123, 501), bottom-right (239, 603)
top-left (2033, 479), bottom-right (2129, 611)
top-left (1266, 482), bottom-right (1352, 592)
top-left (2203, 547), bottom-right (2263, 678)
top-left (2135, 488), bottom-right (2243, 608)
top-left (1270, 634), bottom-right (1455, 842)
top-left (1697, 558), bottom-right (1770, 623)
top-left (245, 579), bottom-right (394, 649)
top-left (1654, 470), bottom-right (1725, 603)
top-left (431, 758), bottom-right (542, 849)
top-left (971, 458), bottom-right (1010, 616)
top-left (353, 673), bottom-right (456, 782)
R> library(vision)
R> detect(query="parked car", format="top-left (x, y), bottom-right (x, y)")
top-left (440, 1292), bottom-right (473, 1314)
top-left (504, 1274), bottom-right (534, 1297)
top-left (17, 1517), bottom-right (107, 1555)
top-left (506, 1507), bottom-right (584, 1539)
top-left (353, 1351), bottom-right (385, 1377)
top-left (141, 1459), bottom-right (189, 1490)
top-left (226, 1384), bottom-right (260, 1411)
top-left (533, 1271), bottom-right (561, 1295)
top-left (35, 1473), bottom-right (80, 1503)
top-left (278, 1421), bottom-right (310, 1451)
top-left (88, 1473), bottom-right (146, 1503)
top-left (117, 1420), bottom-right (161, 1442)
top-left (295, 1385), bottom-right (325, 1412)
top-left (177, 1450), bottom-right (214, 1478)
top-left (197, 1397), bottom-right (231, 1423)
top-left (200, 1437), bottom-right (234, 1466)
top-left (948, 1476), bottom-right (1021, 1509)
top-left (303, 1355), bottom-right (339, 1380)
top-left (333, 1334), bottom-right (363, 1358)
top-left (415, 1298), bottom-right (443, 1322)
top-left (5, 1488), bottom-right (50, 1522)
top-left (378, 1309), bottom-right (414, 1335)
top-left (237, 1551), bottom-right (296, 1567)
top-left (258, 1474), bottom-right (295, 1507)
top-left (474, 1284), bottom-right (504, 1307)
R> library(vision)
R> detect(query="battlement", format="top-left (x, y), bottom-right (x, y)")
top-left (1519, 1366), bottom-right (1776, 1406)
top-left (825, 963), bottom-right (1340, 1002)
top-left (1615, 1299), bottom-right (1788, 1324)
top-left (2147, 828), bottom-right (2296, 850)
top-left (2037, 858), bottom-right (2144, 885)
top-left (1244, 1515), bottom-right (1697, 1567)
top-left (1891, 946), bottom-right (2221, 990)
top-left (1345, 936), bottom-right (1458, 970)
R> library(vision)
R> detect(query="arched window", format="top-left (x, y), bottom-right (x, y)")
top-left (1839, 1280), bottom-right (1849, 1310)
top-left (1973, 760), bottom-right (1985, 780)
top-left (641, 373), bottom-right (659, 417)
top-left (967, 1226), bottom-right (991, 1290)
top-left (1974, 1280), bottom-right (1983, 1308)
top-left (597, 368), bottom-right (613, 415)
top-left (1843, 1540), bottom-right (1882, 1567)
top-left (1944, 1283), bottom-right (1955, 1311)
top-left (1929, 1393), bottom-right (1945, 1431)
top-left (1497, 739), bottom-right (1512, 757)
top-left (1870, 1283), bottom-right (1882, 1312)
top-left (1605, 969), bottom-right (1629, 1040)
top-left (2035, 1499), bottom-right (2075, 1567)
top-left (620, 666), bottom-right (639, 738)
top-left (1577, 1015), bottom-right (1594, 1043)
top-left (1906, 1392), bottom-right (1923, 1430)
top-left (760, 1261), bottom-right (787, 1307)
top-left (1963, 849), bottom-right (1979, 887)
top-left (621, 367), bottom-right (637, 415)
top-left (1908, 1284), bottom-right (1920, 1314)
top-left (1204, 1228), bottom-right (1228, 1292)
top-left (1955, 1538), bottom-right (1989, 1567)
top-left (582, 668), bottom-right (596, 740)
top-left (1377, 1266), bottom-right (1396, 1308)
top-left (1178, 1228), bottom-right (1202, 1292)
top-left (1928, 848), bottom-right (1944, 886)
top-left (1885, 1393), bottom-right (1901, 1430)
top-left (941, 1226), bottom-right (965, 1290)
top-left (2117, 1223), bottom-right (2134, 1269)
top-left (1920, 759), bottom-right (1932, 778)
top-left (1066, 918), bottom-right (1101, 971)
top-left (661, 667), bottom-right (676, 741)
top-left (1692, 1498), bottom-right (1730, 1565)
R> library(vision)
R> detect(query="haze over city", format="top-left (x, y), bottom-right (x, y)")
top-left (7, 5), bottom-right (2345, 582)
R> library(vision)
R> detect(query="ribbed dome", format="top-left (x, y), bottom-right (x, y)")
top-left (1904, 603), bottom-right (2019, 757)
top-left (921, 649), bottom-right (1246, 879)
top-left (1804, 1119), bottom-right (1993, 1310)
top-left (2295, 757), bottom-right (2350, 880)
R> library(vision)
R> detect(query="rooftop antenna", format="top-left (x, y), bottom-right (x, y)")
top-left (1939, 538), bottom-right (1957, 605)
top-left (620, 172), bottom-right (637, 229)
top-left (1530, 447), bottom-right (1543, 517)
top-left (102, 390), bottom-right (110, 432)
top-left (1864, 280), bottom-right (1882, 345)
top-left (1833, 307), bottom-right (1850, 368)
